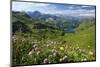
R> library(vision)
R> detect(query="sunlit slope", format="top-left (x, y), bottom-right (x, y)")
top-left (64, 19), bottom-right (96, 53)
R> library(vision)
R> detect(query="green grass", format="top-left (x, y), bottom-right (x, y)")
top-left (62, 21), bottom-right (96, 61)
top-left (12, 19), bottom-right (96, 65)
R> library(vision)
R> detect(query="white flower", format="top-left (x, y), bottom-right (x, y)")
top-left (28, 50), bottom-right (34, 55)
top-left (34, 58), bottom-right (37, 62)
top-left (51, 41), bottom-right (54, 44)
top-left (81, 58), bottom-right (87, 61)
top-left (12, 36), bottom-right (15, 39)
top-left (37, 51), bottom-right (40, 55)
top-left (54, 50), bottom-right (58, 53)
top-left (53, 42), bottom-right (55, 44)
top-left (33, 45), bottom-right (37, 48)
top-left (12, 36), bottom-right (17, 41)
top-left (43, 58), bottom-right (48, 63)
top-left (62, 55), bottom-right (68, 61)
top-left (34, 47), bottom-right (39, 51)
top-left (48, 55), bottom-right (52, 59)
top-left (79, 49), bottom-right (86, 52)
top-left (51, 49), bottom-right (54, 53)
top-left (47, 44), bottom-right (51, 47)
top-left (22, 38), bottom-right (26, 42)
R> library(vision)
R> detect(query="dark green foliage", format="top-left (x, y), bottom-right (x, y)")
top-left (33, 23), bottom-right (57, 29)
top-left (12, 21), bottom-right (31, 34)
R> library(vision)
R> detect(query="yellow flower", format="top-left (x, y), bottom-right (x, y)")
top-left (59, 47), bottom-right (64, 51)
top-left (89, 51), bottom-right (93, 55)
top-left (53, 46), bottom-right (56, 49)
top-left (88, 46), bottom-right (90, 48)
top-left (83, 58), bottom-right (87, 61)
top-left (81, 58), bottom-right (87, 61)
top-left (77, 46), bottom-right (79, 49)
top-left (59, 58), bottom-right (62, 62)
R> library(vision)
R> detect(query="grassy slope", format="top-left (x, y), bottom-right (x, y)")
top-left (64, 24), bottom-right (95, 49)
top-left (12, 12), bottom-right (96, 64)
top-left (62, 20), bottom-right (96, 61)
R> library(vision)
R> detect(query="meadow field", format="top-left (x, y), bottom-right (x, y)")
top-left (12, 1), bottom-right (96, 66)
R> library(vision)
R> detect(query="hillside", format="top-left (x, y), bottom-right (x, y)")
top-left (12, 11), bottom-right (96, 65)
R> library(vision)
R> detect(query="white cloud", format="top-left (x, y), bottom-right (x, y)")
top-left (12, 1), bottom-right (95, 17)
top-left (81, 6), bottom-right (91, 7)
top-left (32, 3), bottom-right (50, 7)
top-left (79, 13), bottom-right (95, 17)
top-left (12, 1), bottom-right (50, 12)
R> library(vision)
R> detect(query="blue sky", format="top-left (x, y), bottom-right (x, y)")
top-left (12, 1), bottom-right (95, 17)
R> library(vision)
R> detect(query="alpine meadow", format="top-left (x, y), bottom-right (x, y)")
top-left (12, 1), bottom-right (96, 66)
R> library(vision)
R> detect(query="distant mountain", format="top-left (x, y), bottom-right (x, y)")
top-left (12, 11), bottom-right (32, 23)
top-left (27, 11), bottom-right (59, 20)
top-left (27, 11), bottom-right (42, 19)
top-left (12, 11), bottom-right (95, 33)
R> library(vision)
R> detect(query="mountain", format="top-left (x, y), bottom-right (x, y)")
top-left (12, 11), bottom-right (95, 33)
top-left (27, 11), bottom-right (42, 19)
top-left (27, 11), bottom-right (59, 20)
top-left (12, 11), bottom-right (32, 23)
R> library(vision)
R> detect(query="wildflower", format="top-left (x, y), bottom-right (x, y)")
top-left (12, 36), bottom-right (15, 40)
top-left (88, 46), bottom-right (90, 48)
top-left (22, 38), bottom-right (26, 42)
top-left (62, 55), bottom-right (68, 61)
top-left (89, 51), bottom-right (93, 55)
top-left (34, 47), bottom-right (39, 51)
top-left (53, 41), bottom-right (57, 44)
top-left (43, 58), bottom-right (49, 64)
top-left (55, 56), bottom-right (59, 62)
top-left (28, 50), bottom-right (34, 55)
top-left (47, 44), bottom-right (51, 47)
top-left (81, 59), bottom-right (84, 61)
top-left (65, 45), bottom-right (68, 49)
top-left (33, 45), bottom-right (37, 48)
top-left (53, 50), bottom-right (58, 56)
top-left (51, 49), bottom-right (55, 53)
top-left (53, 46), bottom-right (56, 49)
top-left (59, 58), bottom-right (62, 62)
top-left (51, 41), bottom-right (53, 44)
top-left (34, 58), bottom-right (37, 62)
top-left (48, 55), bottom-right (52, 59)
top-left (37, 51), bottom-right (40, 55)
top-left (77, 46), bottom-right (79, 49)
top-left (53, 52), bottom-right (56, 57)
top-left (59, 47), bottom-right (64, 51)
top-left (12, 36), bottom-right (17, 42)
top-left (79, 49), bottom-right (86, 52)
top-left (54, 50), bottom-right (58, 53)
top-left (81, 58), bottom-right (87, 61)
top-left (83, 58), bottom-right (87, 61)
